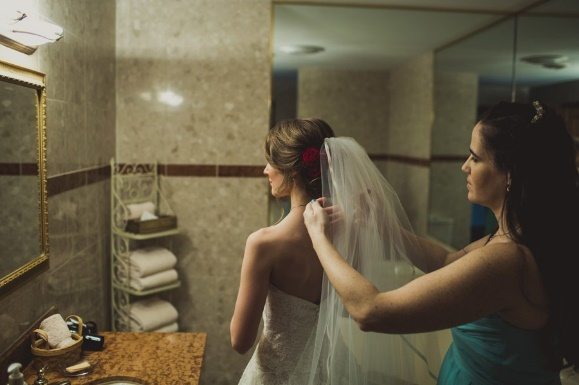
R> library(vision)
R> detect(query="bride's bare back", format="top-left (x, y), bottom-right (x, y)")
top-left (266, 209), bottom-right (323, 304)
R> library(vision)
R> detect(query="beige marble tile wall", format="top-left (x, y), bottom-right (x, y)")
top-left (430, 72), bottom-right (478, 248)
top-left (0, 0), bottom-right (115, 355)
top-left (386, 53), bottom-right (434, 234)
top-left (115, 1), bottom-right (271, 384)
top-left (297, 68), bottom-right (390, 154)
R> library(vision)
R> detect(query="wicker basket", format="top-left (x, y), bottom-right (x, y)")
top-left (31, 315), bottom-right (83, 368)
top-left (125, 215), bottom-right (177, 234)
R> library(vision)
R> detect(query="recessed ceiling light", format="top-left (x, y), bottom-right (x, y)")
top-left (279, 45), bottom-right (325, 55)
top-left (520, 54), bottom-right (568, 70)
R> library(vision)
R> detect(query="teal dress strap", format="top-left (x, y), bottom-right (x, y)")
top-left (438, 314), bottom-right (560, 385)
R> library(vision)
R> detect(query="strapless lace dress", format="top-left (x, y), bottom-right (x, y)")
top-left (238, 284), bottom-right (320, 385)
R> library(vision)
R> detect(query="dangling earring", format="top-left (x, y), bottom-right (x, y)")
top-left (506, 183), bottom-right (511, 192)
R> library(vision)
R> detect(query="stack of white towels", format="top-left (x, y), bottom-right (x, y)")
top-left (120, 247), bottom-right (179, 291)
top-left (120, 247), bottom-right (180, 332)
top-left (127, 297), bottom-right (179, 332)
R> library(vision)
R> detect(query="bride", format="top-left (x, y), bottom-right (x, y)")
top-left (231, 119), bottom-right (441, 385)
top-left (230, 118), bottom-right (335, 384)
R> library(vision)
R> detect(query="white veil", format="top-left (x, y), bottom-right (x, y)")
top-left (291, 137), bottom-right (443, 385)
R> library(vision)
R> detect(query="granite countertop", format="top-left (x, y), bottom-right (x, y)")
top-left (23, 332), bottom-right (207, 385)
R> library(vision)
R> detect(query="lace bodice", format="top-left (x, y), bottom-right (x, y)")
top-left (238, 284), bottom-right (319, 385)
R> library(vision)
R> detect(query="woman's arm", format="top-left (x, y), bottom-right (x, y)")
top-left (304, 201), bottom-right (523, 334)
top-left (404, 231), bottom-right (489, 272)
top-left (321, 199), bottom-right (477, 273)
top-left (230, 230), bottom-right (273, 353)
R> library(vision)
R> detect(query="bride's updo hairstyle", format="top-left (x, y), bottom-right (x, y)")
top-left (265, 118), bottom-right (335, 199)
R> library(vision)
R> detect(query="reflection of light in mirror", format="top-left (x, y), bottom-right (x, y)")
top-left (521, 55), bottom-right (568, 70)
top-left (157, 90), bottom-right (183, 107)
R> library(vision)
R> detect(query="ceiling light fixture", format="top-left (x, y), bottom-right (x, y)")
top-left (279, 45), bottom-right (325, 55)
top-left (0, 11), bottom-right (64, 55)
top-left (520, 54), bottom-right (568, 70)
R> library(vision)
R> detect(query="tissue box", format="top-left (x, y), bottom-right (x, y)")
top-left (126, 215), bottom-right (177, 234)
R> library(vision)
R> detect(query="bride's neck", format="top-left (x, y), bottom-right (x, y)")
top-left (289, 185), bottom-right (310, 210)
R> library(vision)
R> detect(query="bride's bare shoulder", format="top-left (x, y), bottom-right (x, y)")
top-left (245, 225), bottom-right (287, 255)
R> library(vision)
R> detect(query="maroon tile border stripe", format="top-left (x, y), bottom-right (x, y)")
top-left (0, 162), bottom-right (38, 175)
top-left (217, 165), bottom-right (263, 177)
top-left (161, 164), bottom-right (216, 177)
top-left (48, 165), bottom-right (110, 197)
top-left (157, 164), bottom-right (263, 177)
top-left (33, 154), bottom-right (466, 198)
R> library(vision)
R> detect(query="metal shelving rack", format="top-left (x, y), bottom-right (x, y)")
top-left (110, 159), bottom-right (180, 331)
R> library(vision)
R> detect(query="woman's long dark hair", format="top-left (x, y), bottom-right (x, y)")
top-left (479, 101), bottom-right (579, 369)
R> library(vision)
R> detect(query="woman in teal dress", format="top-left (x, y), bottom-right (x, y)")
top-left (304, 101), bottom-right (578, 384)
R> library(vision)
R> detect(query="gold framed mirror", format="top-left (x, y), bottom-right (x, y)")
top-left (0, 60), bottom-right (48, 294)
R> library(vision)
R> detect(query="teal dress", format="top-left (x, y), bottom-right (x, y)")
top-left (438, 314), bottom-right (561, 385)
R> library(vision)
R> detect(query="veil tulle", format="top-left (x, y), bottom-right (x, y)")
top-left (290, 137), bottom-right (443, 385)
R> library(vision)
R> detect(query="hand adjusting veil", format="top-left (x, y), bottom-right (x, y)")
top-left (290, 137), bottom-right (443, 385)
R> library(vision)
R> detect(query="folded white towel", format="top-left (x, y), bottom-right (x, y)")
top-left (39, 314), bottom-right (72, 348)
top-left (152, 322), bottom-right (179, 333)
top-left (128, 298), bottom-right (179, 331)
top-left (56, 336), bottom-right (76, 349)
top-left (123, 247), bottom-right (177, 278)
top-left (140, 211), bottom-right (158, 221)
top-left (125, 201), bottom-right (155, 220)
top-left (127, 269), bottom-right (178, 291)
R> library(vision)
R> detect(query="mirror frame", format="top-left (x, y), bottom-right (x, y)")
top-left (0, 60), bottom-right (48, 294)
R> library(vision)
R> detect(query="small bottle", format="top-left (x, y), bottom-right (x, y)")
top-left (7, 363), bottom-right (28, 385)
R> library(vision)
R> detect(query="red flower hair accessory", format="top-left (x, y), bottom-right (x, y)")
top-left (301, 147), bottom-right (321, 179)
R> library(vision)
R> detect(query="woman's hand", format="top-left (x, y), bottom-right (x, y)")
top-left (304, 198), bottom-right (331, 241)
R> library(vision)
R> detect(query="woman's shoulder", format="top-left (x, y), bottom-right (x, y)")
top-left (245, 226), bottom-right (291, 256)
top-left (473, 241), bottom-right (525, 262)
top-left (248, 223), bottom-right (289, 242)
top-left (453, 241), bottom-right (525, 279)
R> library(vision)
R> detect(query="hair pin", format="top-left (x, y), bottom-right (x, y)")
top-left (531, 100), bottom-right (544, 124)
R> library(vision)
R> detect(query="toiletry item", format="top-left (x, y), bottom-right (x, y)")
top-left (61, 359), bottom-right (93, 377)
top-left (65, 318), bottom-right (80, 333)
top-left (82, 333), bottom-right (105, 351)
top-left (65, 360), bottom-right (91, 373)
top-left (125, 201), bottom-right (155, 220)
top-left (7, 362), bottom-right (28, 385)
top-left (39, 314), bottom-right (72, 348)
top-left (83, 321), bottom-right (98, 335)
top-left (66, 319), bottom-right (97, 335)
top-left (32, 364), bottom-right (47, 385)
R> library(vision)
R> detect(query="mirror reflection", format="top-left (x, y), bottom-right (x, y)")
top-left (270, 4), bottom-right (506, 235)
top-left (0, 61), bottom-right (47, 293)
top-left (0, 82), bottom-right (40, 274)
top-left (433, 0), bottom-right (579, 248)
top-left (432, 17), bottom-right (517, 248)
top-left (272, 1), bottom-right (579, 250)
